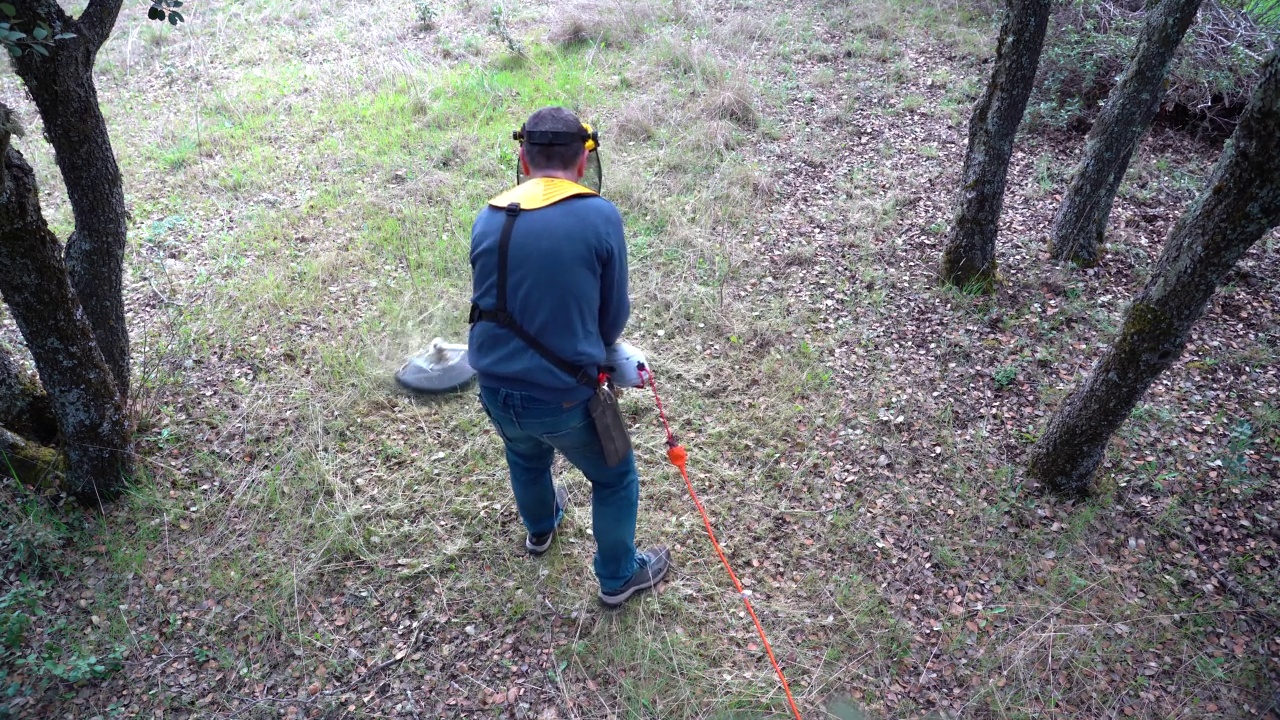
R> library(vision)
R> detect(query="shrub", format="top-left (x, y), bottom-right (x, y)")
top-left (1027, 0), bottom-right (1278, 139)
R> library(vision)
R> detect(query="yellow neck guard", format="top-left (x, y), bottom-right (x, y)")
top-left (488, 177), bottom-right (598, 210)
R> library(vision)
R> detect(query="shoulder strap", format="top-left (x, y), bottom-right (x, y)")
top-left (469, 203), bottom-right (599, 388)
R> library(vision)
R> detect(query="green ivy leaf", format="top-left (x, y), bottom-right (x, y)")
top-left (31, 42), bottom-right (47, 55)
top-left (53, 32), bottom-right (74, 40)
top-left (31, 26), bottom-right (46, 40)
top-left (170, 0), bottom-right (183, 6)
top-left (7, 30), bottom-right (25, 41)
top-left (169, 10), bottom-right (183, 23)
top-left (147, 5), bottom-right (163, 20)
top-left (2, 47), bottom-right (15, 58)
top-left (0, 4), bottom-right (15, 17)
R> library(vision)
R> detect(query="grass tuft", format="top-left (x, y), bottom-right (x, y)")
top-left (707, 83), bottom-right (759, 129)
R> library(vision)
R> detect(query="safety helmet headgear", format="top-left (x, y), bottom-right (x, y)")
top-left (512, 109), bottom-right (603, 192)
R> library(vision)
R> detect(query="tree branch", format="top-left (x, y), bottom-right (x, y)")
top-left (74, 0), bottom-right (124, 51)
top-left (7, 0), bottom-right (121, 55)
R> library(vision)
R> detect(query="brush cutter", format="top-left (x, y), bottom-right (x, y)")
top-left (395, 335), bottom-right (648, 395)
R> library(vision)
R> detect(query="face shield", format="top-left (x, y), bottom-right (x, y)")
top-left (513, 121), bottom-right (603, 193)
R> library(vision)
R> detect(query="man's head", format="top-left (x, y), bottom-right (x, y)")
top-left (518, 106), bottom-right (589, 180)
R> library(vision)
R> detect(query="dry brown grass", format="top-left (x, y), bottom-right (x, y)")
top-left (709, 12), bottom-right (771, 49)
top-left (546, 0), bottom-right (664, 47)
top-left (707, 82), bottom-right (759, 129)
top-left (613, 100), bottom-right (660, 141)
top-left (682, 118), bottom-right (740, 155)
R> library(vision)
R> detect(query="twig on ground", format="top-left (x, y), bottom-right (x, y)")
top-left (148, 276), bottom-right (185, 307)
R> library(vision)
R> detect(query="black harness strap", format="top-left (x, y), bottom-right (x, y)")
top-left (494, 203), bottom-right (517, 315)
top-left (469, 202), bottom-right (598, 388)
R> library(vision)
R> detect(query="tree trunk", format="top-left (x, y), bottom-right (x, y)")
top-left (10, 0), bottom-right (131, 399)
top-left (0, 342), bottom-right (58, 443)
top-left (0, 425), bottom-right (64, 490)
top-left (0, 122), bottom-right (131, 503)
top-left (1048, 0), bottom-right (1205, 267)
top-left (1027, 48), bottom-right (1280, 496)
top-left (940, 0), bottom-right (1052, 290)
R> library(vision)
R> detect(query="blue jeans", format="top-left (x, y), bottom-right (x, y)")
top-left (478, 384), bottom-right (642, 592)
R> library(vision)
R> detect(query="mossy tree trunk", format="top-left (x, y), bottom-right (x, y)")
top-left (1027, 48), bottom-right (1280, 496)
top-left (0, 425), bottom-right (64, 490)
top-left (1048, 0), bottom-right (1205, 267)
top-left (940, 0), bottom-right (1052, 290)
top-left (0, 342), bottom-right (61, 487)
top-left (0, 0), bottom-right (134, 503)
top-left (0, 342), bottom-right (58, 443)
top-left (9, 0), bottom-right (131, 399)
top-left (0, 109), bottom-right (130, 503)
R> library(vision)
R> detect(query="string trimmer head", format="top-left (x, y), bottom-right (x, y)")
top-left (394, 337), bottom-right (476, 395)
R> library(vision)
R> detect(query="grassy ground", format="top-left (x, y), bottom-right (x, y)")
top-left (1, 0), bottom-right (1279, 717)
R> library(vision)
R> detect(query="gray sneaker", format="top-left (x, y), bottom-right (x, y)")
top-left (526, 484), bottom-right (569, 555)
top-left (598, 546), bottom-right (671, 607)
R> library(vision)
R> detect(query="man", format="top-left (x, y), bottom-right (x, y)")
top-left (467, 106), bottom-right (670, 608)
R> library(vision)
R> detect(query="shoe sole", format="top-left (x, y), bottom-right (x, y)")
top-left (598, 559), bottom-right (670, 607)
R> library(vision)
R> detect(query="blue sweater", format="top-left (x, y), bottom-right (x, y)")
top-left (468, 194), bottom-right (630, 402)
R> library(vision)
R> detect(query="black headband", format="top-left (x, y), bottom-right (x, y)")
top-left (516, 129), bottom-right (587, 145)
top-left (513, 123), bottom-right (599, 150)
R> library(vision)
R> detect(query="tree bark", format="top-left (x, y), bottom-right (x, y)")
top-left (0, 424), bottom-right (64, 490)
top-left (1048, 0), bottom-right (1205, 267)
top-left (1027, 48), bottom-right (1280, 496)
top-left (9, 0), bottom-right (131, 399)
top-left (0, 342), bottom-right (58, 443)
top-left (0, 123), bottom-right (131, 503)
top-left (940, 0), bottom-right (1052, 290)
